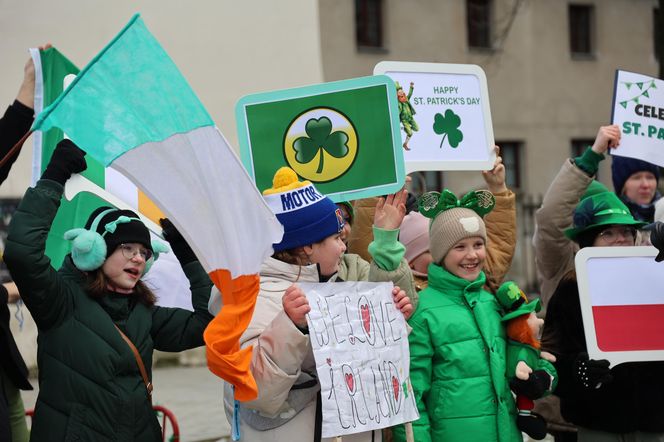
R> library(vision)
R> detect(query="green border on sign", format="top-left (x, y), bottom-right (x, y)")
top-left (235, 75), bottom-right (405, 203)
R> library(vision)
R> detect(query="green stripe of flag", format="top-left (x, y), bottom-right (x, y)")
top-left (32, 14), bottom-right (213, 167)
top-left (32, 47), bottom-right (113, 268)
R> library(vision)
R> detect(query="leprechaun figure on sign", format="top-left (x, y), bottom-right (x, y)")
top-left (396, 81), bottom-right (418, 151)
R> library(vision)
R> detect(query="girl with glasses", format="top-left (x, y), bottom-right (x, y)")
top-left (4, 140), bottom-right (214, 441)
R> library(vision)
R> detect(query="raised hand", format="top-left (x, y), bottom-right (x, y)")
top-left (283, 284), bottom-right (311, 329)
top-left (374, 189), bottom-right (408, 230)
top-left (591, 125), bottom-right (621, 155)
top-left (159, 218), bottom-right (196, 264)
top-left (392, 285), bottom-right (413, 320)
top-left (16, 43), bottom-right (52, 108)
top-left (41, 139), bottom-right (87, 185)
top-left (482, 145), bottom-right (507, 194)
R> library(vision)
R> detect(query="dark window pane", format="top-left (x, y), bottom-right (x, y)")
top-left (497, 141), bottom-right (522, 189)
top-left (655, 8), bottom-right (661, 61)
top-left (356, 0), bottom-right (383, 48)
top-left (409, 171), bottom-right (444, 195)
top-left (569, 4), bottom-right (594, 55)
top-left (467, 0), bottom-right (492, 49)
top-left (571, 138), bottom-right (599, 178)
top-left (571, 139), bottom-right (594, 158)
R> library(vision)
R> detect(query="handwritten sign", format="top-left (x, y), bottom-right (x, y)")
top-left (575, 246), bottom-right (664, 366)
top-left (612, 70), bottom-right (664, 167)
top-left (374, 61), bottom-right (495, 173)
top-left (300, 281), bottom-right (419, 438)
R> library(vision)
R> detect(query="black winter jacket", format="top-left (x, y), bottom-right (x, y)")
top-left (0, 100), bottom-right (34, 393)
top-left (542, 276), bottom-right (664, 433)
top-left (4, 179), bottom-right (214, 441)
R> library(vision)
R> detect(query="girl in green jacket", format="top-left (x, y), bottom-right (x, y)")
top-left (394, 189), bottom-right (524, 442)
top-left (4, 140), bottom-right (214, 441)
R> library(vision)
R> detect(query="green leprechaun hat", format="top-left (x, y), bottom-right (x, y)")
top-left (496, 281), bottom-right (541, 322)
top-left (564, 192), bottom-right (645, 241)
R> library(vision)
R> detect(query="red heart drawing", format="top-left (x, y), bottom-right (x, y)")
top-left (326, 358), bottom-right (331, 366)
top-left (361, 304), bottom-right (370, 334)
top-left (345, 373), bottom-right (354, 392)
top-left (392, 376), bottom-right (399, 402)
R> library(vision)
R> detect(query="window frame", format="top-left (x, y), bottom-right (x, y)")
top-left (467, 0), bottom-right (494, 51)
top-left (496, 140), bottom-right (523, 190)
top-left (355, 0), bottom-right (385, 51)
top-left (568, 3), bottom-right (595, 59)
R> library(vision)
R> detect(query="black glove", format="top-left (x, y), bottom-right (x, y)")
top-left (573, 352), bottom-right (612, 389)
top-left (41, 139), bottom-right (87, 185)
top-left (405, 192), bottom-right (419, 215)
top-left (159, 218), bottom-right (197, 265)
top-left (648, 222), bottom-right (664, 262)
top-left (509, 369), bottom-right (551, 399)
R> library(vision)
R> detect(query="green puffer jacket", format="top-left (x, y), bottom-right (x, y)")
top-left (4, 179), bottom-right (214, 441)
top-left (393, 264), bottom-right (521, 442)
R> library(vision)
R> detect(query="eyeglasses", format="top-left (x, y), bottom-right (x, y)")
top-left (119, 243), bottom-right (153, 261)
top-left (597, 226), bottom-right (637, 243)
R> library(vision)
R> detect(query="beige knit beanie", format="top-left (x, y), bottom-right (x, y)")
top-left (429, 207), bottom-right (487, 264)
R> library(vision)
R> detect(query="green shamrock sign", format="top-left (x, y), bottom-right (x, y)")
top-left (433, 109), bottom-right (463, 148)
top-left (293, 116), bottom-right (349, 173)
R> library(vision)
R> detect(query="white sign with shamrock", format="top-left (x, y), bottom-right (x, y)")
top-left (374, 61), bottom-right (495, 172)
top-left (612, 70), bottom-right (664, 168)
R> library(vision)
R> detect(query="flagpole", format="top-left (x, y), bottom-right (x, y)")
top-left (405, 422), bottom-right (414, 442)
top-left (0, 130), bottom-right (32, 170)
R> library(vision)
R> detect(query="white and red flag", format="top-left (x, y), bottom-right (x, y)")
top-left (576, 246), bottom-right (664, 366)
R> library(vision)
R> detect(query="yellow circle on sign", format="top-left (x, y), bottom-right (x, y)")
top-left (284, 107), bottom-right (358, 182)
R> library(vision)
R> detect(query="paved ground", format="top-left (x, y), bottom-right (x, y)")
top-left (21, 365), bottom-right (231, 442)
top-left (20, 364), bottom-right (555, 442)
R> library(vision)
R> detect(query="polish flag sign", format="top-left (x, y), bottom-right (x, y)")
top-left (576, 246), bottom-right (664, 366)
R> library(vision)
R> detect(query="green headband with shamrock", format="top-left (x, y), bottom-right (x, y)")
top-left (418, 189), bottom-right (496, 220)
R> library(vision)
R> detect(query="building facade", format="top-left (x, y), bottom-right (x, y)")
top-left (319, 0), bottom-right (659, 288)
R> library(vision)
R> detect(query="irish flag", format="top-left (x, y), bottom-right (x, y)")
top-left (31, 14), bottom-right (283, 401)
top-left (32, 46), bottom-right (194, 310)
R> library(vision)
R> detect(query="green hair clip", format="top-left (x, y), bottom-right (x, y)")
top-left (418, 189), bottom-right (496, 220)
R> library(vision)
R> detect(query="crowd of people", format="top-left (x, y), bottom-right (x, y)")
top-left (2, 48), bottom-right (664, 442)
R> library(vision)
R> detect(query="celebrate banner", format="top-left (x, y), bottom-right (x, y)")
top-left (612, 70), bottom-right (664, 167)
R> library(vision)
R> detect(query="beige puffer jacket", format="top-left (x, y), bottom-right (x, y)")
top-left (221, 250), bottom-right (415, 441)
top-left (533, 160), bottom-right (592, 307)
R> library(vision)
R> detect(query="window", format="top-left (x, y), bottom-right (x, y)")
top-left (467, 0), bottom-right (492, 49)
top-left (571, 138), bottom-right (599, 178)
top-left (355, 0), bottom-right (383, 48)
top-left (655, 7), bottom-right (662, 61)
top-left (497, 141), bottom-right (522, 189)
top-left (569, 4), bottom-right (594, 56)
top-left (409, 171), bottom-right (444, 195)
top-left (571, 138), bottom-right (594, 158)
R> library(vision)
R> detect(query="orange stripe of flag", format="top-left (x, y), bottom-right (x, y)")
top-left (204, 268), bottom-right (260, 401)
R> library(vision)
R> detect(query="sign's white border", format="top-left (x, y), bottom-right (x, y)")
top-left (374, 61), bottom-right (496, 173)
top-left (575, 246), bottom-right (663, 366)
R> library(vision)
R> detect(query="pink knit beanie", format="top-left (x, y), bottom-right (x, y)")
top-left (400, 211), bottom-right (430, 264)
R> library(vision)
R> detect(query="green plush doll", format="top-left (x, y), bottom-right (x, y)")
top-left (497, 281), bottom-right (558, 441)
